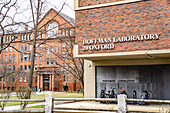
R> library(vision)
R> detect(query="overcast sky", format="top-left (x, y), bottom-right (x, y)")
top-left (1, 0), bottom-right (75, 31)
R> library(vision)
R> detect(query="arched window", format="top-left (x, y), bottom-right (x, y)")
top-left (47, 22), bottom-right (58, 38)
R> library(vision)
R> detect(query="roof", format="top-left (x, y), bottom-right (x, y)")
top-left (1, 8), bottom-right (75, 35)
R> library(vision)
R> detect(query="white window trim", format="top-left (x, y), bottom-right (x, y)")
top-left (74, 0), bottom-right (144, 10)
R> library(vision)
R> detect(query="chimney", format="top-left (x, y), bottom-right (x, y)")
top-left (25, 25), bottom-right (28, 31)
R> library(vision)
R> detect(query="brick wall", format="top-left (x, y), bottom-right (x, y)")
top-left (75, 0), bottom-right (170, 54)
top-left (79, 0), bottom-right (120, 7)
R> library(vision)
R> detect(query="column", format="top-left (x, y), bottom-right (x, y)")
top-left (52, 74), bottom-right (55, 91)
top-left (37, 75), bottom-right (40, 90)
top-left (49, 75), bottom-right (52, 91)
top-left (40, 75), bottom-right (43, 91)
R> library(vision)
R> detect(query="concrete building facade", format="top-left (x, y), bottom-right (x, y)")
top-left (74, 0), bottom-right (170, 99)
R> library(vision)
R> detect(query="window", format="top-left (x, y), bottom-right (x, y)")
top-left (29, 44), bottom-right (31, 51)
top-left (39, 45), bottom-right (42, 49)
top-left (46, 58), bottom-right (49, 65)
top-left (9, 47), bottom-right (12, 52)
top-left (38, 33), bottom-right (40, 39)
top-left (21, 35), bottom-right (23, 41)
top-left (20, 45), bottom-right (23, 51)
top-left (67, 41), bottom-right (70, 47)
top-left (47, 22), bottom-right (58, 38)
top-left (5, 55), bottom-right (7, 62)
top-left (55, 58), bottom-right (58, 65)
top-left (5, 36), bottom-right (7, 42)
top-left (41, 32), bottom-right (43, 39)
top-left (8, 76), bottom-right (10, 83)
top-left (20, 65), bottom-right (23, 70)
top-left (13, 45), bottom-right (16, 52)
top-left (28, 65), bottom-right (31, 70)
top-left (9, 55), bottom-right (11, 62)
top-left (62, 63), bottom-right (65, 71)
top-left (69, 29), bottom-right (71, 36)
top-left (39, 52), bottom-right (42, 61)
top-left (67, 51), bottom-right (71, 60)
top-left (24, 65), bottom-right (27, 70)
top-left (24, 54), bottom-right (27, 62)
top-left (67, 63), bottom-right (70, 70)
top-left (65, 30), bottom-right (68, 36)
top-left (8, 65), bottom-right (11, 71)
top-left (61, 30), bottom-right (64, 36)
top-left (46, 47), bottom-right (49, 54)
top-left (8, 36), bottom-right (10, 42)
top-left (29, 53), bottom-right (31, 61)
top-left (3, 77), bottom-right (6, 83)
top-left (27, 35), bottom-right (29, 40)
top-left (23, 75), bottom-right (26, 82)
top-left (51, 58), bottom-right (53, 65)
top-left (19, 76), bottom-right (22, 82)
top-left (13, 65), bottom-right (15, 72)
top-left (12, 76), bottom-right (15, 83)
top-left (55, 46), bottom-right (58, 54)
top-left (29, 34), bottom-right (31, 40)
top-left (24, 35), bottom-right (26, 40)
top-left (25, 45), bottom-right (27, 51)
top-left (39, 64), bottom-right (42, 67)
top-left (35, 53), bottom-right (37, 61)
top-left (20, 54), bottom-right (23, 62)
top-left (62, 41), bottom-right (65, 48)
top-left (35, 64), bottom-right (37, 70)
top-left (51, 47), bottom-right (54, 54)
top-left (4, 48), bottom-right (8, 53)
top-left (13, 54), bottom-right (15, 62)
top-left (14, 36), bottom-right (16, 41)
top-left (62, 51), bottom-right (65, 60)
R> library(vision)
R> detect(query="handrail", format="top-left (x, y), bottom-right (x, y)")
top-left (53, 98), bottom-right (117, 102)
top-left (127, 98), bottom-right (170, 104)
top-left (0, 99), bottom-right (45, 102)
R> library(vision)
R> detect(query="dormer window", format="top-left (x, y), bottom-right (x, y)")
top-left (47, 22), bottom-right (58, 38)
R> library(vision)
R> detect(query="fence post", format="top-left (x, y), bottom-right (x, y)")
top-left (45, 95), bottom-right (54, 113)
top-left (118, 94), bottom-right (127, 113)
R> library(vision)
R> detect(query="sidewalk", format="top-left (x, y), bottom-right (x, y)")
top-left (54, 101), bottom-right (170, 112)
top-left (3, 102), bottom-right (44, 110)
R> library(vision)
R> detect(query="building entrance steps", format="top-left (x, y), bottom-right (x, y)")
top-left (54, 101), bottom-right (170, 112)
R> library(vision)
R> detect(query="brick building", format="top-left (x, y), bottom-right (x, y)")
top-left (74, 0), bottom-right (170, 99)
top-left (0, 8), bottom-right (78, 92)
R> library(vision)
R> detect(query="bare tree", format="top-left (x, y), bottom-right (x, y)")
top-left (27, 0), bottom-right (68, 90)
top-left (0, 0), bottom-right (30, 54)
top-left (44, 36), bottom-right (84, 91)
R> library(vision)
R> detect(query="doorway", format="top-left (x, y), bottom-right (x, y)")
top-left (43, 74), bottom-right (50, 91)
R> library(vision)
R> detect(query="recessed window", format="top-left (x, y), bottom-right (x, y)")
top-left (13, 54), bottom-right (15, 62)
top-left (9, 55), bottom-right (11, 62)
top-left (20, 54), bottom-right (23, 62)
top-left (5, 55), bottom-right (7, 62)
top-left (47, 22), bottom-right (58, 38)
top-left (25, 45), bottom-right (27, 51)
top-left (62, 51), bottom-right (65, 60)
top-left (20, 45), bottom-right (23, 51)
top-left (39, 52), bottom-right (42, 61)
top-left (46, 58), bottom-right (49, 65)
top-left (51, 58), bottom-right (53, 65)
top-left (46, 47), bottom-right (49, 54)
top-left (24, 54), bottom-right (27, 62)
top-left (13, 45), bottom-right (16, 52)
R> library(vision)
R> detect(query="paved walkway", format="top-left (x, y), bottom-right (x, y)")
top-left (54, 101), bottom-right (170, 112)
top-left (3, 102), bottom-right (44, 110)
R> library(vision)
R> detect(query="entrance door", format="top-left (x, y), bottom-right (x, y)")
top-left (43, 74), bottom-right (50, 91)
